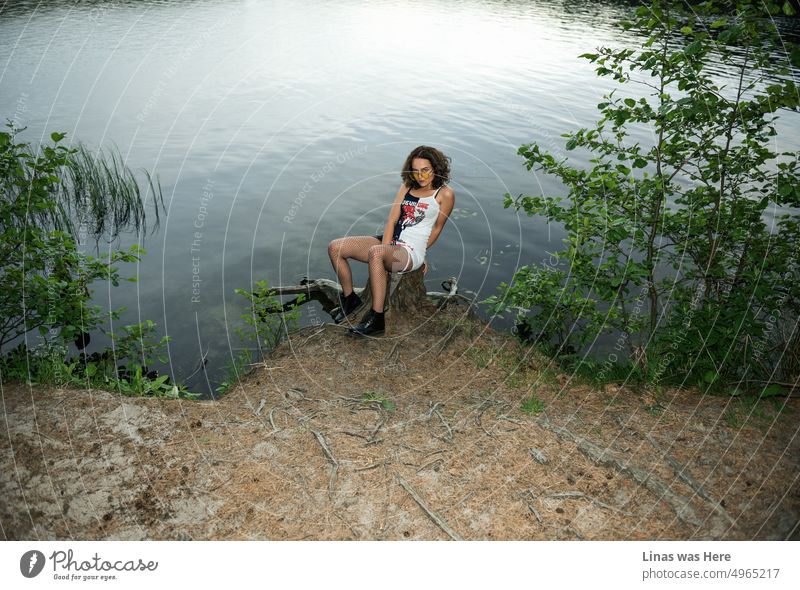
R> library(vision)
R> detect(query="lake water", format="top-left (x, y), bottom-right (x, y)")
top-left (2, 0), bottom-right (798, 396)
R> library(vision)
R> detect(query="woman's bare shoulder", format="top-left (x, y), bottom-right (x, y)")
top-left (439, 185), bottom-right (455, 201)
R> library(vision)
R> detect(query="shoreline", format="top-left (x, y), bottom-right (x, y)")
top-left (2, 308), bottom-right (798, 540)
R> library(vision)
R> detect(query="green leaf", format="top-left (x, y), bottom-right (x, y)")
top-left (679, 26), bottom-right (693, 34)
top-left (784, 1), bottom-right (796, 16)
top-left (684, 40), bottom-right (702, 56)
top-left (633, 158), bottom-right (648, 169)
top-left (778, 183), bottom-right (793, 197)
top-left (565, 138), bottom-right (578, 151)
top-left (50, 132), bottom-right (66, 143)
top-left (703, 370), bottom-right (718, 384)
top-left (710, 18), bottom-right (727, 29)
top-left (791, 47), bottom-right (800, 68)
top-left (623, 98), bottom-right (636, 107)
top-left (614, 110), bottom-right (630, 126)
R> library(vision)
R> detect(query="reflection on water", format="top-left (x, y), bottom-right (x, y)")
top-left (1, 0), bottom-right (798, 396)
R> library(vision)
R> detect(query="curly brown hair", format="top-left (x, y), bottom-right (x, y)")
top-left (400, 145), bottom-right (451, 190)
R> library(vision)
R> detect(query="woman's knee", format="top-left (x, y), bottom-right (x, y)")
top-left (328, 238), bottom-right (345, 259)
top-left (367, 244), bottom-right (384, 261)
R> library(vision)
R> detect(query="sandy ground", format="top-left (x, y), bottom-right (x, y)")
top-left (2, 304), bottom-right (798, 540)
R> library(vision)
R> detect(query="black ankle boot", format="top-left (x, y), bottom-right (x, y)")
top-left (348, 309), bottom-right (385, 337)
top-left (333, 291), bottom-right (362, 323)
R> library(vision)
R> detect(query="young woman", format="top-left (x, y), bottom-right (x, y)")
top-left (327, 145), bottom-right (455, 336)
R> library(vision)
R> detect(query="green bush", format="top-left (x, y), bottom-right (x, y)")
top-left (235, 280), bottom-right (305, 351)
top-left (216, 280), bottom-right (304, 395)
top-left (485, 1), bottom-right (799, 392)
top-left (0, 123), bottom-right (194, 398)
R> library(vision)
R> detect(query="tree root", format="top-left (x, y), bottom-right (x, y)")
top-left (396, 474), bottom-right (462, 540)
top-left (520, 490), bottom-right (543, 524)
top-left (528, 447), bottom-right (548, 465)
top-left (265, 276), bottom-right (476, 319)
top-left (536, 416), bottom-right (704, 528)
top-left (546, 491), bottom-right (634, 517)
top-left (428, 402), bottom-right (453, 442)
top-left (311, 430), bottom-right (339, 499)
top-left (642, 431), bottom-right (736, 526)
top-left (615, 416), bottom-right (736, 528)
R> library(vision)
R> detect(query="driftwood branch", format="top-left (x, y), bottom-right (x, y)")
top-left (429, 278), bottom-right (478, 317)
top-left (264, 274), bottom-right (476, 320)
top-left (267, 277), bottom-right (345, 300)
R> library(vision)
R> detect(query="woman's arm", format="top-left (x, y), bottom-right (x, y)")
top-left (426, 187), bottom-right (455, 249)
top-left (381, 184), bottom-right (407, 245)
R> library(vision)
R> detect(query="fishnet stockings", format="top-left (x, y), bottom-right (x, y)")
top-left (328, 235), bottom-right (411, 312)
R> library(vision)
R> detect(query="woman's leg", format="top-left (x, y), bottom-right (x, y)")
top-left (367, 244), bottom-right (411, 312)
top-left (327, 236), bottom-right (380, 296)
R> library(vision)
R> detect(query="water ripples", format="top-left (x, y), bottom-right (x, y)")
top-left (1, 0), bottom-right (798, 395)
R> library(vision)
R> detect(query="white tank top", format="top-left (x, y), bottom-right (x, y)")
top-left (391, 186), bottom-right (442, 254)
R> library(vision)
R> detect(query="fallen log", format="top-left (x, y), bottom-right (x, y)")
top-left (264, 270), bottom-right (477, 323)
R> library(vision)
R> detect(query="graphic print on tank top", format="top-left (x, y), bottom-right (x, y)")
top-left (384, 187), bottom-right (442, 272)
top-left (392, 196), bottom-right (429, 243)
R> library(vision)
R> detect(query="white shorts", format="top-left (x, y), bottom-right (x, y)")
top-left (373, 234), bottom-right (424, 274)
top-left (395, 241), bottom-right (424, 274)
